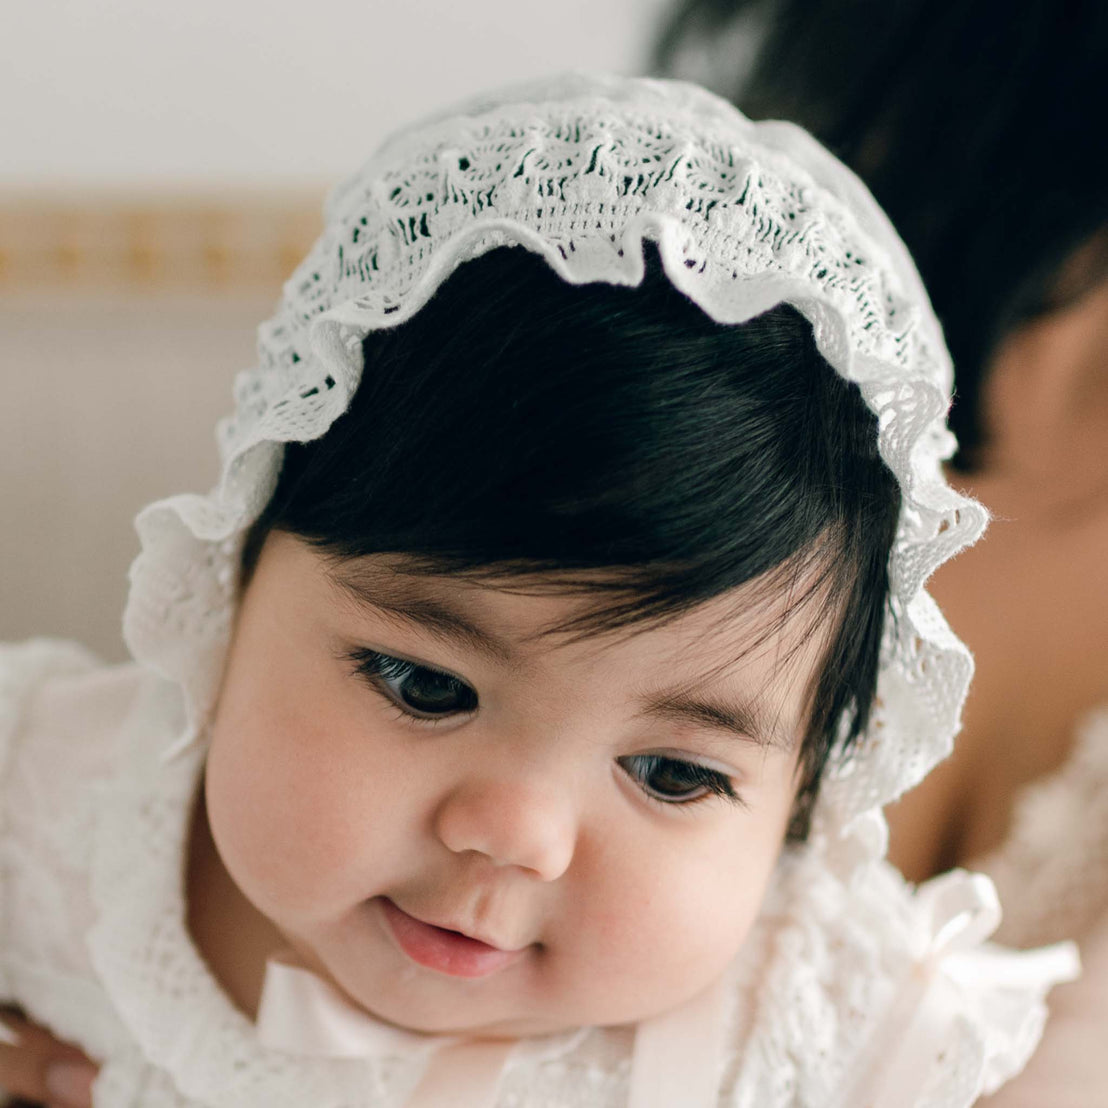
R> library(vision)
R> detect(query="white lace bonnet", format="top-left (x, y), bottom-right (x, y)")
top-left (123, 73), bottom-right (985, 860)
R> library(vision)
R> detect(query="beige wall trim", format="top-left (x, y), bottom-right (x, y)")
top-left (0, 191), bottom-right (325, 293)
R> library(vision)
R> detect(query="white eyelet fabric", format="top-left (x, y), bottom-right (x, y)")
top-left (0, 76), bottom-right (1077, 1107)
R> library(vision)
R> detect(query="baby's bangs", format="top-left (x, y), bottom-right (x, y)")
top-left (366, 521), bottom-right (852, 658)
top-left (243, 245), bottom-right (900, 836)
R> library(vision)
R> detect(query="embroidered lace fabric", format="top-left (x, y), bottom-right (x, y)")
top-left (0, 75), bottom-right (1077, 1106)
top-left (1, 642), bottom-right (1065, 1106)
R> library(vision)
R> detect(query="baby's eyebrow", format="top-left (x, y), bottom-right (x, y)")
top-left (641, 691), bottom-right (799, 752)
top-left (326, 565), bottom-right (516, 663)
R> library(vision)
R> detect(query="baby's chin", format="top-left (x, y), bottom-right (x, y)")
top-left (285, 907), bottom-right (727, 1039)
top-left (329, 978), bottom-right (583, 1038)
top-left (290, 942), bottom-right (575, 1038)
top-left (383, 1006), bottom-right (579, 1039)
top-left (332, 965), bottom-right (705, 1039)
top-left (370, 969), bottom-right (585, 1037)
top-left (326, 959), bottom-right (635, 1039)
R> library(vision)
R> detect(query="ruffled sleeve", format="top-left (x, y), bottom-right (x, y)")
top-left (0, 638), bottom-right (101, 999)
top-left (0, 638), bottom-right (98, 765)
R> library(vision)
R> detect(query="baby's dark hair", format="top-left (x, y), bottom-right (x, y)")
top-left (243, 246), bottom-right (900, 838)
top-left (652, 0), bottom-right (1108, 469)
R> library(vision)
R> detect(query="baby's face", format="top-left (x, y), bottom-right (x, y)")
top-left (205, 532), bottom-right (823, 1036)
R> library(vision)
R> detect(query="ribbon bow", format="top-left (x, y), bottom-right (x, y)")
top-left (255, 954), bottom-right (732, 1107)
top-left (256, 956), bottom-right (517, 1107)
top-left (844, 870), bottom-right (1081, 1108)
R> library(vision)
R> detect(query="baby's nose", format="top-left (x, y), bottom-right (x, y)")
top-left (432, 775), bottom-right (577, 882)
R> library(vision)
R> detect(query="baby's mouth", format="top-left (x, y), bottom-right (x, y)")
top-left (377, 897), bottom-right (529, 978)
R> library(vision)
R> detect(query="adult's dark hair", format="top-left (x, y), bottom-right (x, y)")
top-left (653, 0), bottom-right (1108, 468)
top-left (243, 246), bottom-right (900, 838)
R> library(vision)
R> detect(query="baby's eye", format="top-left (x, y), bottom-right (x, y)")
top-left (347, 649), bottom-right (477, 719)
top-left (618, 754), bottom-right (740, 806)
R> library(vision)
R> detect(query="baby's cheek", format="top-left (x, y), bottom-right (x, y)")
top-left (206, 708), bottom-right (375, 923)
top-left (552, 831), bottom-right (769, 1025)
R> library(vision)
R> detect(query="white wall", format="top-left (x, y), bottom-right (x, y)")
top-left (0, 293), bottom-right (271, 657)
top-left (2, 0), bottom-right (668, 188)
top-left (0, 0), bottom-right (674, 659)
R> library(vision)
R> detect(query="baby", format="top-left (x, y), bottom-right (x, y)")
top-left (0, 75), bottom-right (1076, 1107)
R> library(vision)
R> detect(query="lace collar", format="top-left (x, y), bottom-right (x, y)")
top-left (85, 683), bottom-right (586, 1105)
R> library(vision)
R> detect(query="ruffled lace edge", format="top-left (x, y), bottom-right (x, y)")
top-left (126, 277), bottom-right (983, 809)
top-left (733, 855), bottom-right (1079, 1107)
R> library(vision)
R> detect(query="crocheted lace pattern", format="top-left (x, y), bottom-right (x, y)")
top-left (1, 645), bottom-right (1059, 1107)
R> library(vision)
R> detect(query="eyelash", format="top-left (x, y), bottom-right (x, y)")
top-left (618, 755), bottom-right (744, 809)
top-left (344, 648), bottom-right (745, 808)
top-left (345, 648), bottom-right (477, 723)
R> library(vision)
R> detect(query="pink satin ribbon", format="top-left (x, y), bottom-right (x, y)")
top-left (843, 871), bottom-right (1081, 1108)
top-left (252, 873), bottom-right (1070, 1107)
top-left (255, 954), bottom-right (733, 1108)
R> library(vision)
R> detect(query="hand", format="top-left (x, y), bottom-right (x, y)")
top-left (0, 1008), bottom-right (98, 1108)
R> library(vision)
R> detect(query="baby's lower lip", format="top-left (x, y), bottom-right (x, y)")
top-left (377, 897), bottom-right (527, 978)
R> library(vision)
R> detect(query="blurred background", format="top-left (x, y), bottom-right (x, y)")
top-left (0, 0), bottom-right (670, 659)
